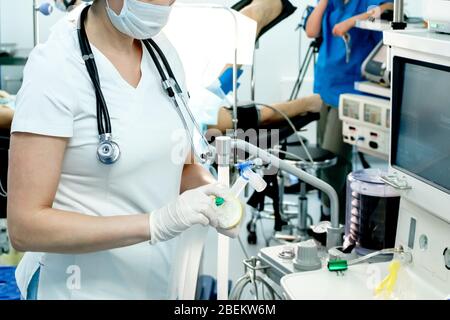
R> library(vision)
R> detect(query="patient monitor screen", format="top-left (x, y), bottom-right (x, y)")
top-left (392, 58), bottom-right (450, 193)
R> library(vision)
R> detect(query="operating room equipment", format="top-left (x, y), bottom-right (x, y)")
top-left (339, 93), bottom-right (391, 159)
top-left (229, 256), bottom-right (283, 300)
top-left (425, 0), bottom-right (450, 34)
top-left (244, 134), bottom-right (337, 246)
top-left (248, 143), bottom-right (337, 246)
top-left (235, 104), bottom-right (327, 245)
top-left (257, 241), bottom-right (405, 288)
top-left (290, 5), bottom-right (322, 101)
top-left (212, 109), bottom-right (320, 297)
top-left (213, 136), bottom-right (343, 299)
top-left (391, 0), bottom-right (406, 30)
top-left (374, 259), bottom-right (401, 298)
top-left (230, 161), bottom-right (267, 196)
top-left (361, 41), bottom-right (390, 86)
top-left (289, 38), bottom-right (321, 101)
top-left (344, 169), bottom-right (400, 259)
top-left (278, 245), bottom-right (295, 260)
top-left (232, 139), bottom-right (343, 249)
top-left (215, 138), bottom-right (269, 299)
top-left (327, 247), bottom-right (410, 271)
top-left (258, 245), bottom-right (304, 286)
top-left (273, 27), bottom-right (450, 301)
top-left (215, 197), bottom-right (243, 230)
top-left (77, 5), bottom-right (214, 165)
top-left (292, 240), bottom-right (322, 271)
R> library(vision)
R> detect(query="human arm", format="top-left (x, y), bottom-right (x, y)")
top-left (305, 0), bottom-right (329, 39)
top-left (211, 94), bottom-right (322, 132)
top-left (7, 133), bottom-right (151, 254)
top-left (7, 134), bottom-right (226, 252)
top-left (332, 2), bottom-right (394, 37)
top-left (179, 152), bottom-right (216, 193)
top-left (258, 94), bottom-right (322, 126)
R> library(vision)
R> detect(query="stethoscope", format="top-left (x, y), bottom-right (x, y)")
top-left (77, 5), bottom-right (213, 165)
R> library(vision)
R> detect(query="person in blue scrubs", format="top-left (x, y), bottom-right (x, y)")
top-left (306, 0), bottom-right (393, 221)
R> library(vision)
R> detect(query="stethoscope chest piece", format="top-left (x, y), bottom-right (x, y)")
top-left (97, 134), bottom-right (121, 165)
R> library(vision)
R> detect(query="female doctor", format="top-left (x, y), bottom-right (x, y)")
top-left (7, 0), bottom-right (228, 299)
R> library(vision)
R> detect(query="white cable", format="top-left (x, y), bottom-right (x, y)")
top-left (348, 248), bottom-right (397, 266)
top-left (0, 179), bottom-right (6, 198)
top-left (252, 102), bottom-right (314, 164)
top-left (267, 148), bottom-right (308, 163)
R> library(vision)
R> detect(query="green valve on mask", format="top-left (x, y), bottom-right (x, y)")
top-left (327, 259), bottom-right (348, 272)
top-left (215, 197), bottom-right (225, 207)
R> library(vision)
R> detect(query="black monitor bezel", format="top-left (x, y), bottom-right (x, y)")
top-left (391, 56), bottom-right (450, 195)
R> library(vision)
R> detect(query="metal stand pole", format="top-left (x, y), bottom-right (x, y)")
top-left (391, 0), bottom-right (407, 30)
top-left (33, 0), bottom-right (39, 47)
top-left (250, 41), bottom-right (258, 102)
top-left (297, 181), bottom-right (308, 239)
top-left (216, 136), bottom-right (231, 300)
top-left (289, 38), bottom-right (321, 101)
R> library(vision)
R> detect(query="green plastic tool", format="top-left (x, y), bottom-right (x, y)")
top-left (215, 197), bottom-right (225, 206)
top-left (327, 259), bottom-right (348, 272)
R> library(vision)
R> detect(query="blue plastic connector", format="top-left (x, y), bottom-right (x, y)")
top-left (235, 161), bottom-right (254, 180)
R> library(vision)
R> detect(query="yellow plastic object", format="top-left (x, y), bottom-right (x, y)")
top-left (375, 260), bottom-right (401, 298)
top-left (215, 197), bottom-right (243, 230)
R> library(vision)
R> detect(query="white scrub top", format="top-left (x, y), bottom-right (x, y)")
top-left (12, 12), bottom-right (189, 299)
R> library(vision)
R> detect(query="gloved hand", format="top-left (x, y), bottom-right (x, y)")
top-left (149, 183), bottom-right (230, 244)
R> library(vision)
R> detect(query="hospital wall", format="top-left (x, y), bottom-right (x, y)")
top-left (0, 0), bottom-right (66, 93)
top-left (1, 0), bottom-right (425, 141)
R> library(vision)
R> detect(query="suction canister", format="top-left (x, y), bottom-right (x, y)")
top-left (344, 169), bottom-right (400, 258)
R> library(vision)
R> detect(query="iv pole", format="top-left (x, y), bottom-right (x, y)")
top-left (216, 6), bottom-right (239, 302)
top-left (33, 0), bottom-right (53, 47)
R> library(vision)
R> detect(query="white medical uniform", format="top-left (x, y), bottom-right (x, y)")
top-left (12, 12), bottom-right (189, 299)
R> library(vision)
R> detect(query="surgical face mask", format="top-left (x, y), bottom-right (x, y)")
top-left (106, 0), bottom-right (172, 40)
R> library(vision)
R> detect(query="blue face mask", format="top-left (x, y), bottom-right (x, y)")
top-left (106, 0), bottom-right (172, 39)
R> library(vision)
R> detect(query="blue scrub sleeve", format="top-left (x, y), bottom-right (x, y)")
top-left (365, 0), bottom-right (393, 7)
top-left (324, 0), bottom-right (335, 11)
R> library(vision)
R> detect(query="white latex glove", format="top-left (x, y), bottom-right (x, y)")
top-left (149, 183), bottom-right (230, 244)
top-left (216, 225), bottom-right (240, 239)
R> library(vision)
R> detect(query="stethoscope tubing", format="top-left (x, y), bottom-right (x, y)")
top-left (77, 5), bottom-right (213, 164)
